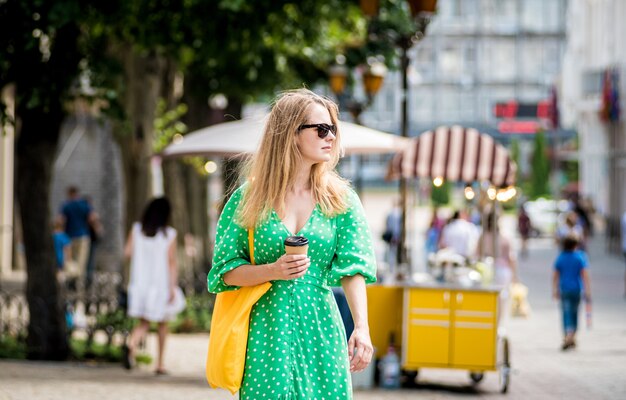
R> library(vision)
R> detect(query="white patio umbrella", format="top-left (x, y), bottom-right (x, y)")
top-left (161, 116), bottom-right (409, 158)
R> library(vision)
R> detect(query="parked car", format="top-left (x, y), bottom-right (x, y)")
top-left (523, 198), bottom-right (570, 237)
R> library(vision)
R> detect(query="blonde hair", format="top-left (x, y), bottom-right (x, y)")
top-left (238, 88), bottom-right (349, 229)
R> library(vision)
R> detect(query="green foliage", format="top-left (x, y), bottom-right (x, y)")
top-left (180, 0), bottom-right (367, 102)
top-left (561, 159), bottom-right (579, 184)
top-left (509, 138), bottom-right (531, 198)
top-left (153, 99), bottom-right (188, 153)
top-left (169, 292), bottom-right (215, 333)
top-left (0, 336), bottom-right (27, 359)
top-left (510, 139), bottom-right (520, 183)
top-left (0, 0), bottom-right (87, 117)
top-left (343, 0), bottom-right (417, 69)
top-left (70, 338), bottom-right (151, 365)
top-left (530, 131), bottom-right (551, 199)
top-left (94, 309), bottom-right (134, 333)
top-left (431, 181), bottom-right (451, 206)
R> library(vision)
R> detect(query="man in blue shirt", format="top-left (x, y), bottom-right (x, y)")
top-left (60, 186), bottom-right (99, 295)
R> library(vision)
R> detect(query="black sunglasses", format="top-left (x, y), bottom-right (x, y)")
top-left (298, 123), bottom-right (337, 139)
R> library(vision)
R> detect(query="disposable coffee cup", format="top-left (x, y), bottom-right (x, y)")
top-left (284, 236), bottom-right (309, 255)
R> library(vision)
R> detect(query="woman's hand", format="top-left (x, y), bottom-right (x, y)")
top-left (168, 286), bottom-right (176, 303)
top-left (269, 254), bottom-right (310, 280)
top-left (347, 326), bottom-right (373, 372)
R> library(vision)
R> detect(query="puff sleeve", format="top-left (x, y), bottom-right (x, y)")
top-left (207, 185), bottom-right (251, 293)
top-left (327, 189), bottom-right (377, 286)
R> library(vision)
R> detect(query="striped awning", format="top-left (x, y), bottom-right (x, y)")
top-left (389, 126), bottom-right (516, 187)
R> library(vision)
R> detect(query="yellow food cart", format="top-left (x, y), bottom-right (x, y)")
top-left (368, 284), bottom-right (510, 393)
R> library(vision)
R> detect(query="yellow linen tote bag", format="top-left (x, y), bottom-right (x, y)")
top-left (206, 229), bottom-right (272, 394)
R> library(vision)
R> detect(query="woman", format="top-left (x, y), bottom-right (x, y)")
top-left (208, 89), bottom-right (377, 399)
top-left (517, 205), bottom-right (531, 258)
top-left (477, 213), bottom-right (518, 320)
top-left (124, 197), bottom-right (178, 374)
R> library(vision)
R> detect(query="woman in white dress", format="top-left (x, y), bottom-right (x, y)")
top-left (123, 197), bottom-right (178, 374)
top-left (477, 213), bottom-right (518, 321)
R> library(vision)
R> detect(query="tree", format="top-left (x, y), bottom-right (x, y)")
top-left (431, 181), bottom-right (450, 206)
top-left (530, 130), bottom-right (551, 199)
top-left (510, 138), bottom-right (530, 195)
top-left (0, 0), bottom-right (90, 360)
top-left (0, 0), bottom-right (377, 358)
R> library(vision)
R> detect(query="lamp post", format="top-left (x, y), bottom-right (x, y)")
top-left (336, 0), bottom-right (437, 268)
top-left (395, 2), bottom-right (437, 268)
top-left (328, 59), bottom-right (387, 194)
top-left (328, 60), bottom-right (387, 125)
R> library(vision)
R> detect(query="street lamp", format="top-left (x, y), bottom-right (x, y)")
top-left (338, 0), bottom-right (437, 267)
top-left (328, 59), bottom-right (387, 124)
top-left (328, 59), bottom-right (387, 194)
top-left (395, 1), bottom-right (437, 268)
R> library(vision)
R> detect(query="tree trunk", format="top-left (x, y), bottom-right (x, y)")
top-left (218, 98), bottom-right (244, 211)
top-left (16, 106), bottom-right (68, 360)
top-left (179, 85), bottom-right (212, 269)
top-left (184, 164), bottom-right (209, 280)
top-left (162, 158), bottom-right (191, 283)
top-left (116, 46), bottom-right (167, 233)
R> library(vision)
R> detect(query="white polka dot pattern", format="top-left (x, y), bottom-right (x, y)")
top-left (207, 185), bottom-right (377, 399)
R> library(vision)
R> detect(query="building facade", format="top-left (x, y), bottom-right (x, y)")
top-left (343, 0), bottom-right (569, 183)
top-left (561, 0), bottom-right (625, 248)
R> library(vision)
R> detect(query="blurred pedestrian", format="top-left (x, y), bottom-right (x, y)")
top-left (477, 213), bottom-right (518, 319)
top-left (556, 211), bottom-right (585, 251)
top-left (52, 217), bottom-right (72, 281)
top-left (552, 234), bottom-right (592, 350)
top-left (517, 205), bottom-right (532, 258)
top-left (382, 199), bottom-right (401, 279)
top-left (477, 213), bottom-right (518, 285)
top-left (571, 195), bottom-right (593, 239)
top-left (59, 186), bottom-right (99, 295)
top-left (83, 196), bottom-right (102, 290)
top-left (123, 197), bottom-right (179, 374)
top-left (622, 211), bottom-right (626, 297)
top-left (425, 208), bottom-right (443, 256)
top-left (439, 209), bottom-right (479, 259)
top-left (207, 89), bottom-right (376, 399)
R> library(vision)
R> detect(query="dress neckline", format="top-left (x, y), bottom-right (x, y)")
top-left (273, 205), bottom-right (318, 237)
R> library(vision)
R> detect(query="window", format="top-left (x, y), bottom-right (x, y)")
top-left (439, 46), bottom-right (463, 81)
top-left (522, 0), bottom-right (563, 33)
top-left (521, 39), bottom-right (562, 84)
top-left (479, 40), bottom-right (516, 82)
top-left (436, 88), bottom-right (462, 123)
top-left (410, 87), bottom-right (434, 126)
top-left (413, 43), bottom-right (436, 83)
top-left (480, 0), bottom-right (518, 33)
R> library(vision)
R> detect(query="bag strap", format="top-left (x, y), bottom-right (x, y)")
top-left (248, 229), bottom-right (255, 265)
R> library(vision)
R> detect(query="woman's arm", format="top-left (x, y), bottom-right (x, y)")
top-left (552, 270), bottom-right (560, 300)
top-left (581, 268), bottom-right (592, 302)
top-left (504, 237), bottom-right (519, 281)
top-left (223, 254), bottom-right (310, 286)
top-left (341, 274), bottom-right (373, 372)
top-left (123, 229), bottom-right (133, 261)
top-left (168, 238), bottom-right (178, 302)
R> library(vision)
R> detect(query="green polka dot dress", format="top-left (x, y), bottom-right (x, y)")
top-left (208, 185), bottom-right (376, 399)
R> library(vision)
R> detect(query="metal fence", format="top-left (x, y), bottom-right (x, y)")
top-left (0, 269), bottom-right (214, 356)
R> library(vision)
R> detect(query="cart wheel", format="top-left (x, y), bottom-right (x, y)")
top-left (469, 372), bottom-right (484, 384)
top-left (498, 337), bottom-right (511, 393)
top-left (401, 369), bottom-right (419, 387)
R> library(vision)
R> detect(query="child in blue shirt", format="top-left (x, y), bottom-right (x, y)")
top-left (552, 234), bottom-right (592, 350)
top-left (53, 218), bottom-right (71, 277)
